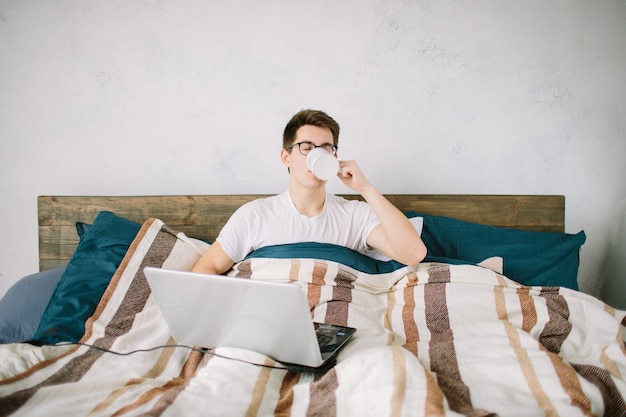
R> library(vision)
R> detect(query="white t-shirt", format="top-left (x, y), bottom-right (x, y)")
top-left (216, 191), bottom-right (380, 262)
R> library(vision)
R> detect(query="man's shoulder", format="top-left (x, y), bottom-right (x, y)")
top-left (236, 192), bottom-right (287, 213)
top-left (328, 193), bottom-right (365, 206)
top-left (327, 193), bottom-right (371, 213)
top-left (254, 192), bottom-right (287, 206)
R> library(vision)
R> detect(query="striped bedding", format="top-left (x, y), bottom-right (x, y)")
top-left (1, 218), bottom-right (625, 417)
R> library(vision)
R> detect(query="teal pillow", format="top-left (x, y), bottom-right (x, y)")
top-left (246, 242), bottom-right (406, 274)
top-left (408, 211), bottom-right (586, 290)
top-left (31, 211), bottom-right (141, 345)
top-left (75, 221), bottom-right (92, 239)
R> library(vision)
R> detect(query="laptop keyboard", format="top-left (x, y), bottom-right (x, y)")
top-left (315, 324), bottom-right (353, 355)
top-left (317, 333), bottom-right (334, 346)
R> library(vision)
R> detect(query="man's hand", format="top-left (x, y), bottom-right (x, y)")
top-left (337, 160), bottom-right (373, 193)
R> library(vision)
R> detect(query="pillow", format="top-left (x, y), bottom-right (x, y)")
top-left (0, 266), bottom-right (66, 344)
top-left (246, 242), bottom-right (407, 274)
top-left (75, 222), bottom-right (92, 239)
top-left (407, 211), bottom-right (586, 290)
top-left (31, 211), bottom-right (141, 345)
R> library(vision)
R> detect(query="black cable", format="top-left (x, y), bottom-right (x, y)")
top-left (57, 342), bottom-right (290, 371)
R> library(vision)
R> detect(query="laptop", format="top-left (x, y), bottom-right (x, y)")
top-left (143, 267), bottom-right (356, 372)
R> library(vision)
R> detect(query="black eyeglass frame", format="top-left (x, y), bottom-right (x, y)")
top-left (286, 141), bottom-right (338, 156)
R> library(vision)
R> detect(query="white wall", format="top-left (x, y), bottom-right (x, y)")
top-left (600, 207), bottom-right (626, 310)
top-left (1, 0), bottom-right (625, 303)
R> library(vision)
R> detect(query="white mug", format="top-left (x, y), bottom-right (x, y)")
top-left (306, 147), bottom-right (339, 181)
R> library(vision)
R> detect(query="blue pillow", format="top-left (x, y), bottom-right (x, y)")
top-left (246, 242), bottom-right (407, 274)
top-left (31, 211), bottom-right (141, 345)
top-left (407, 211), bottom-right (586, 290)
top-left (0, 266), bottom-right (66, 344)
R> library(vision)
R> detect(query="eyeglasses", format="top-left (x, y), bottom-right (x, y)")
top-left (287, 141), bottom-right (338, 156)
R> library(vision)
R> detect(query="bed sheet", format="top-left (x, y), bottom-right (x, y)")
top-left (1, 218), bottom-right (624, 417)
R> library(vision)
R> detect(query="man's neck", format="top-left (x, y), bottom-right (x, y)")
top-left (288, 186), bottom-right (326, 217)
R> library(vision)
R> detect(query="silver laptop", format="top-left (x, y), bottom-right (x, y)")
top-left (143, 267), bottom-right (356, 372)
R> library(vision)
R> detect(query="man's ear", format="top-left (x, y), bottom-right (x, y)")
top-left (280, 148), bottom-right (291, 172)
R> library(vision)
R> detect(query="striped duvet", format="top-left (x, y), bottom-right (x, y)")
top-left (1, 218), bottom-right (625, 416)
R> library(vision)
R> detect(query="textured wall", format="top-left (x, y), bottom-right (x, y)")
top-left (600, 209), bottom-right (626, 310)
top-left (1, 0), bottom-right (625, 302)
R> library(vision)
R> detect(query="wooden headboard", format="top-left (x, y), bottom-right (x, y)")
top-left (37, 194), bottom-right (565, 271)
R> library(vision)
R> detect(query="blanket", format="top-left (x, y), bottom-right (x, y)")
top-left (1, 218), bottom-right (625, 417)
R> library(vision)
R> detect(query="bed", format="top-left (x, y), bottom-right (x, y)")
top-left (0, 194), bottom-right (624, 417)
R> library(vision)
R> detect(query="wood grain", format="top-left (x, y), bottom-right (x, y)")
top-left (38, 194), bottom-right (565, 271)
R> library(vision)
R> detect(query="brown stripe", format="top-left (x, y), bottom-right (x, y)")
top-left (0, 347), bottom-right (113, 416)
top-left (110, 350), bottom-right (206, 417)
top-left (325, 266), bottom-right (356, 327)
top-left (0, 221), bottom-right (178, 415)
top-left (0, 344), bottom-right (81, 388)
top-left (499, 278), bottom-right (586, 416)
top-left (245, 358), bottom-right (277, 417)
top-left (289, 259), bottom-right (301, 282)
top-left (274, 372), bottom-right (301, 416)
top-left (307, 368), bottom-right (338, 417)
top-left (87, 337), bottom-right (187, 416)
top-left (494, 284), bottom-right (507, 320)
top-left (422, 363), bottom-right (446, 416)
top-left (235, 259), bottom-right (253, 278)
top-left (312, 260), bottom-right (328, 286)
top-left (139, 352), bottom-right (215, 417)
top-left (424, 264), bottom-right (475, 415)
top-left (497, 283), bottom-right (558, 415)
top-left (502, 321), bottom-right (557, 416)
top-left (573, 364), bottom-right (626, 417)
top-left (82, 218), bottom-right (155, 341)
top-left (143, 361), bottom-right (206, 417)
top-left (538, 288), bottom-right (572, 354)
top-left (306, 261), bottom-right (326, 312)
top-left (543, 348), bottom-right (594, 417)
top-left (179, 350), bottom-right (206, 379)
top-left (601, 349), bottom-right (623, 380)
top-left (401, 273), bottom-right (419, 355)
top-left (390, 346), bottom-right (407, 417)
top-left (88, 337), bottom-right (179, 414)
top-left (427, 263), bottom-right (452, 284)
top-left (100, 223), bottom-right (180, 340)
top-left (603, 305), bottom-right (626, 369)
top-left (385, 288), bottom-right (397, 346)
top-left (517, 287), bottom-right (538, 333)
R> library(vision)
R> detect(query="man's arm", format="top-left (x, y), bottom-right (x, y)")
top-left (362, 189), bottom-right (427, 265)
top-left (191, 241), bottom-right (235, 275)
top-left (338, 160), bottom-right (427, 265)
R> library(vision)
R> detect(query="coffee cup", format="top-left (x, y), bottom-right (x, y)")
top-left (306, 147), bottom-right (339, 181)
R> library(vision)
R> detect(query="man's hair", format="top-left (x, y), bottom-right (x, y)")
top-left (282, 109), bottom-right (340, 150)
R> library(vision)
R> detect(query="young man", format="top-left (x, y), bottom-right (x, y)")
top-left (192, 109), bottom-right (427, 275)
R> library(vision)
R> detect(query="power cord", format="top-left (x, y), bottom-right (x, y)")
top-left (56, 341), bottom-right (291, 371)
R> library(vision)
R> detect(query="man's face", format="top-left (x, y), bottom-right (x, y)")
top-left (281, 125), bottom-right (336, 186)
